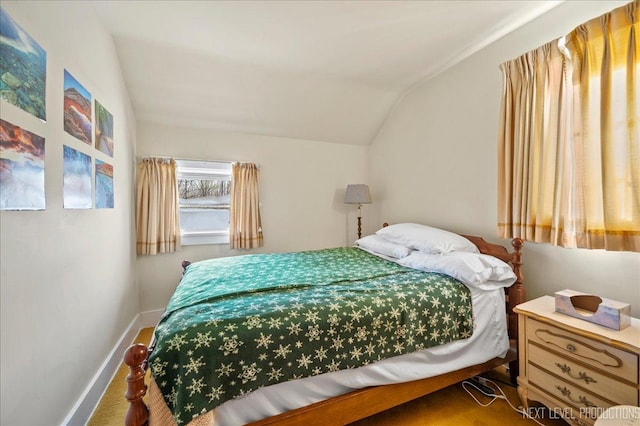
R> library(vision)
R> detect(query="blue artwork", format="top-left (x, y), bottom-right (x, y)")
top-left (95, 159), bottom-right (113, 208)
top-left (0, 7), bottom-right (47, 120)
top-left (63, 145), bottom-right (92, 209)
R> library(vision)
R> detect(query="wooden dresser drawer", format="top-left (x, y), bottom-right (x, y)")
top-left (528, 343), bottom-right (638, 405)
top-left (529, 364), bottom-right (613, 422)
top-left (526, 318), bottom-right (638, 380)
top-left (516, 297), bottom-right (640, 426)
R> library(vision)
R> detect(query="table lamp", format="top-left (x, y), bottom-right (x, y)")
top-left (344, 184), bottom-right (372, 239)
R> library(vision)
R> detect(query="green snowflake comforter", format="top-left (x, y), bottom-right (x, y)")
top-left (149, 247), bottom-right (473, 425)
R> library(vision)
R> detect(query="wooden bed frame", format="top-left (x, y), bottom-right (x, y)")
top-left (124, 232), bottom-right (524, 426)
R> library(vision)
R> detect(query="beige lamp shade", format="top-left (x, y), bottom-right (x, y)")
top-left (344, 184), bottom-right (372, 205)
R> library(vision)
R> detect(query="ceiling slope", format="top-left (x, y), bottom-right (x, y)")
top-left (93, 1), bottom-right (562, 145)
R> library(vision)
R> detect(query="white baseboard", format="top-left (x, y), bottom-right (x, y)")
top-left (139, 308), bottom-right (164, 328)
top-left (63, 309), bottom-right (163, 425)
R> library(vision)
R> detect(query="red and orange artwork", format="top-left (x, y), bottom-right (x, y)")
top-left (0, 118), bottom-right (45, 210)
top-left (63, 69), bottom-right (92, 144)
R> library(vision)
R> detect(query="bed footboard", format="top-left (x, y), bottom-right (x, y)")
top-left (124, 343), bottom-right (150, 426)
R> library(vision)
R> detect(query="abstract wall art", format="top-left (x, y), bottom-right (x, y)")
top-left (0, 118), bottom-right (45, 210)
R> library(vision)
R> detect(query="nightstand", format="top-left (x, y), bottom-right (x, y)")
top-left (515, 296), bottom-right (640, 426)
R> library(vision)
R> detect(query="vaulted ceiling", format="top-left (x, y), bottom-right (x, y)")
top-left (93, 1), bottom-right (562, 145)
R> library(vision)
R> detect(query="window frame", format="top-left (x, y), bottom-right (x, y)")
top-left (175, 159), bottom-right (232, 246)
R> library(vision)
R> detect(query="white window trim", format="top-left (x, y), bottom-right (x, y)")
top-left (181, 230), bottom-right (230, 246)
top-left (176, 159), bottom-right (232, 246)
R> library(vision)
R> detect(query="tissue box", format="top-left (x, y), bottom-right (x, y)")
top-left (555, 289), bottom-right (631, 330)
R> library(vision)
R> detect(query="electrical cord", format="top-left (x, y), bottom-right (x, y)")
top-left (486, 375), bottom-right (517, 388)
top-left (461, 376), bottom-right (547, 426)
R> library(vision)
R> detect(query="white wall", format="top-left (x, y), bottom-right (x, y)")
top-left (2, 2), bottom-right (637, 424)
top-left (370, 0), bottom-right (640, 316)
top-left (0, 2), bottom-right (137, 424)
top-left (136, 122), bottom-right (370, 312)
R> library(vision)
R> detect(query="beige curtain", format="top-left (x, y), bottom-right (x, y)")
top-left (498, 2), bottom-right (639, 252)
top-left (498, 40), bottom-right (570, 246)
top-left (136, 158), bottom-right (180, 255)
top-left (565, 2), bottom-right (639, 251)
top-left (229, 162), bottom-right (263, 249)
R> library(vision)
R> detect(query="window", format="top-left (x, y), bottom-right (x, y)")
top-left (176, 159), bottom-right (232, 245)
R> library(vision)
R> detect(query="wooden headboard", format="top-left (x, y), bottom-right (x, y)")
top-left (461, 234), bottom-right (524, 340)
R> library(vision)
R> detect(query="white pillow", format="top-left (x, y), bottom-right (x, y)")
top-left (355, 234), bottom-right (412, 259)
top-left (398, 250), bottom-right (516, 290)
top-left (375, 223), bottom-right (479, 254)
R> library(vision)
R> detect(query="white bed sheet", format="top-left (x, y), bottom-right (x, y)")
top-left (214, 286), bottom-right (509, 425)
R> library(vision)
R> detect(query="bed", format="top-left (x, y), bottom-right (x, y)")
top-left (124, 223), bottom-right (524, 426)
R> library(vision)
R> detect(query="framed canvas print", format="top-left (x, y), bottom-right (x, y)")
top-left (0, 118), bottom-right (45, 210)
top-left (95, 100), bottom-right (113, 157)
top-left (63, 145), bottom-right (91, 209)
top-left (0, 7), bottom-right (46, 121)
top-left (63, 69), bottom-right (92, 144)
top-left (95, 159), bottom-right (113, 208)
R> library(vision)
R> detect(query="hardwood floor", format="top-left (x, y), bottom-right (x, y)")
top-left (88, 329), bottom-right (567, 425)
top-left (350, 368), bottom-right (567, 425)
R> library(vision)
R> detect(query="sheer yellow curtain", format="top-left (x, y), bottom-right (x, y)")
top-left (498, 2), bottom-right (639, 252)
top-left (136, 158), bottom-right (180, 255)
top-left (498, 40), bottom-right (571, 245)
top-left (229, 162), bottom-right (263, 249)
top-left (565, 2), bottom-right (639, 251)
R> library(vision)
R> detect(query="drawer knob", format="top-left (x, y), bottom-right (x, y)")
top-left (555, 386), bottom-right (596, 408)
top-left (566, 343), bottom-right (576, 352)
top-left (555, 363), bottom-right (597, 384)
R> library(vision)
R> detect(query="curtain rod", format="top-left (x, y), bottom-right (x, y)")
top-left (137, 155), bottom-right (231, 163)
top-left (136, 156), bottom-right (259, 167)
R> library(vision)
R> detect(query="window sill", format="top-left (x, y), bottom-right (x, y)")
top-left (181, 231), bottom-right (229, 246)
